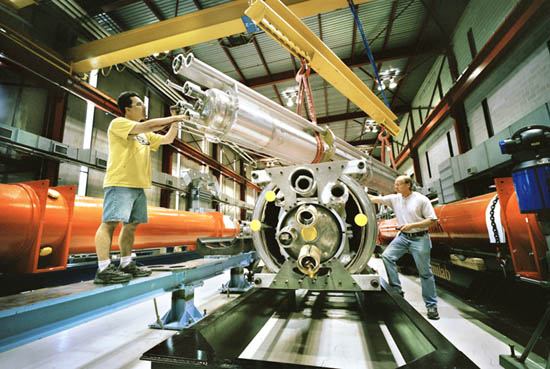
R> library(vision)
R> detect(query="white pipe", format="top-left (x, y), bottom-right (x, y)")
top-left (174, 53), bottom-right (399, 193)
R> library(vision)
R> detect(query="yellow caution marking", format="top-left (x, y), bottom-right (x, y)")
top-left (39, 247), bottom-right (53, 257)
top-left (301, 226), bottom-right (318, 242)
top-left (250, 219), bottom-right (262, 231)
top-left (265, 191), bottom-right (276, 202)
top-left (47, 189), bottom-right (60, 199)
top-left (354, 214), bottom-right (368, 227)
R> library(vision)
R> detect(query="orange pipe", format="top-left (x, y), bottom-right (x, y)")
top-left (378, 192), bottom-right (544, 248)
top-left (0, 181), bottom-right (239, 273)
top-left (377, 178), bottom-right (547, 280)
top-left (378, 192), bottom-right (501, 246)
top-left (70, 196), bottom-right (237, 253)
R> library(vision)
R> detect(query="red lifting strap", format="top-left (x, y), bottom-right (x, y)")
top-left (377, 127), bottom-right (397, 170)
top-left (295, 58), bottom-right (317, 124)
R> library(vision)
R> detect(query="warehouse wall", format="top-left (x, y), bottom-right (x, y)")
top-left (0, 55), bottom-right (255, 214)
top-left (0, 69), bottom-right (47, 135)
top-left (466, 45), bottom-right (550, 148)
top-left (396, 0), bottom-right (550, 196)
top-left (451, 0), bottom-right (517, 75)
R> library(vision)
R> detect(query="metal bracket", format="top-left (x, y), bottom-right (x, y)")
top-left (149, 282), bottom-right (205, 330)
top-left (220, 267), bottom-right (254, 293)
top-left (254, 259), bottom-right (380, 291)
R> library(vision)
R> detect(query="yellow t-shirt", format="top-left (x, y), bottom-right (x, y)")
top-left (103, 117), bottom-right (163, 189)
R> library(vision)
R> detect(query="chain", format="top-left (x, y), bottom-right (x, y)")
top-left (489, 195), bottom-right (500, 243)
top-left (490, 195), bottom-right (508, 278)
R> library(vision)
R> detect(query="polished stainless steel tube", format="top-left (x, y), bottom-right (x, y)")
top-left (172, 53), bottom-right (400, 193)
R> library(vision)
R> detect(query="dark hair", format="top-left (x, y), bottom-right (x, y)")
top-left (117, 91), bottom-right (139, 116)
top-left (403, 176), bottom-right (413, 190)
top-left (396, 175), bottom-right (414, 190)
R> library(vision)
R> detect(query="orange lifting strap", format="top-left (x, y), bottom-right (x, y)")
top-left (377, 127), bottom-right (397, 170)
top-left (295, 58), bottom-right (317, 124)
top-left (295, 58), bottom-right (325, 163)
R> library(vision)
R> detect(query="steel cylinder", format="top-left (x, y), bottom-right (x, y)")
top-left (172, 53), bottom-right (399, 194)
top-left (251, 161), bottom-right (377, 274)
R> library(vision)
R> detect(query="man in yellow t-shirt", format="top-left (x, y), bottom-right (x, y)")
top-left (94, 91), bottom-right (185, 284)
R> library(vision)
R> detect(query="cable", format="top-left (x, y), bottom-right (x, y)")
top-left (347, 0), bottom-right (390, 108)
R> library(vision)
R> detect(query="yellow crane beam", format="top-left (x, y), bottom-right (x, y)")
top-left (66, 0), bottom-right (370, 74)
top-left (245, 0), bottom-right (400, 136)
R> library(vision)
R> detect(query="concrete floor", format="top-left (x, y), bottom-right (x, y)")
top-left (0, 259), bottom-right (547, 369)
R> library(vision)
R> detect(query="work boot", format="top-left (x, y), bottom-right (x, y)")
top-left (94, 264), bottom-right (132, 284)
top-left (120, 261), bottom-right (152, 278)
top-left (427, 306), bottom-right (440, 320)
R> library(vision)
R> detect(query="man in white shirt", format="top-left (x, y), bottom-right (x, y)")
top-left (369, 175), bottom-right (440, 320)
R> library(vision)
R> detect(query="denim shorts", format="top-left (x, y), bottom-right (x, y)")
top-left (102, 186), bottom-right (148, 224)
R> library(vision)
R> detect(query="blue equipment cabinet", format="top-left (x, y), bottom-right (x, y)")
top-left (500, 125), bottom-right (550, 214)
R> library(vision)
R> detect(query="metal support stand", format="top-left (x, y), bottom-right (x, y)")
top-left (219, 267), bottom-right (254, 293)
top-left (500, 217), bottom-right (550, 369)
top-left (150, 282), bottom-right (204, 330)
top-left (500, 301), bottom-right (550, 369)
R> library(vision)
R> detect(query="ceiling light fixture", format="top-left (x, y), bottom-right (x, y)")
top-left (363, 119), bottom-right (379, 134)
top-left (282, 87), bottom-right (299, 108)
top-left (377, 68), bottom-right (400, 90)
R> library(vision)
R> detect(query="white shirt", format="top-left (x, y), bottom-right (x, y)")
top-left (376, 192), bottom-right (437, 232)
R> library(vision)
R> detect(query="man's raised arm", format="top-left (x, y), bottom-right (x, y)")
top-left (368, 194), bottom-right (382, 204)
top-left (129, 115), bottom-right (185, 135)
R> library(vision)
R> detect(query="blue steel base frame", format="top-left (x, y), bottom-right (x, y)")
top-left (150, 282), bottom-right (205, 330)
top-left (219, 267), bottom-right (254, 293)
top-left (0, 252), bottom-right (257, 353)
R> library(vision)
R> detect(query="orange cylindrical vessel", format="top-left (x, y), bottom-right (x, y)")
top-left (378, 191), bottom-right (544, 249)
top-left (69, 196), bottom-right (238, 254)
top-left (0, 182), bottom-right (239, 273)
top-left (377, 184), bottom-right (547, 280)
top-left (0, 183), bottom-right (43, 264)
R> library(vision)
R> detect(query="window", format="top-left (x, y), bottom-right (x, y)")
top-left (425, 151), bottom-right (432, 179)
top-left (481, 98), bottom-right (494, 138)
top-left (467, 28), bottom-right (477, 58)
top-left (446, 131), bottom-right (454, 157)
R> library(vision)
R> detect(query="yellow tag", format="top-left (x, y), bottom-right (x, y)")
top-left (265, 191), bottom-right (276, 202)
top-left (354, 214), bottom-right (368, 227)
top-left (250, 219), bottom-right (262, 231)
top-left (301, 226), bottom-right (318, 242)
top-left (39, 247), bottom-right (53, 257)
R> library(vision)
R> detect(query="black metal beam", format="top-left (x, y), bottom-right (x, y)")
top-left (246, 46), bottom-right (435, 89)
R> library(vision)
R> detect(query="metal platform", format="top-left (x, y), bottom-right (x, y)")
top-left (141, 278), bottom-right (479, 369)
top-left (0, 252), bottom-right (256, 353)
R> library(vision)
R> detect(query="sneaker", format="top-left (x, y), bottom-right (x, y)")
top-left (398, 290), bottom-right (405, 297)
top-left (427, 306), bottom-right (440, 320)
top-left (94, 264), bottom-right (132, 284)
top-left (120, 261), bottom-right (152, 278)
